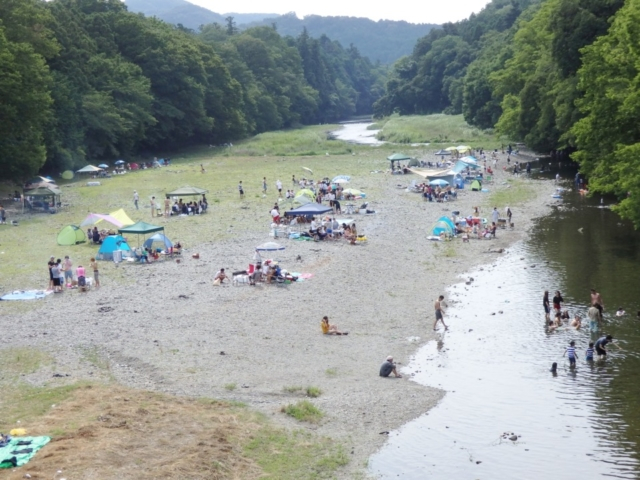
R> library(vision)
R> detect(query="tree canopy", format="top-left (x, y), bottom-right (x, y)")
top-left (0, 0), bottom-right (385, 183)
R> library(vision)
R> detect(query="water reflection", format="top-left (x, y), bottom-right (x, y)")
top-left (369, 190), bottom-right (640, 479)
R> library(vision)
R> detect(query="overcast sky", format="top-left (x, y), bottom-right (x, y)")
top-left (186, 0), bottom-right (493, 24)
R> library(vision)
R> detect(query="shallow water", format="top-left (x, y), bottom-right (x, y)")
top-left (369, 187), bottom-right (640, 479)
top-left (331, 122), bottom-right (385, 145)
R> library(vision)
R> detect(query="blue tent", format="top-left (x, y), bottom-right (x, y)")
top-left (97, 235), bottom-right (131, 261)
top-left (432, 220), bottom-right (454, 236)
top-left (143, 233), bottom-right (173, 251)
top-left (436, 216), bottom-right (456, 230)
top-left (284, 203), bottom-right (334, 217)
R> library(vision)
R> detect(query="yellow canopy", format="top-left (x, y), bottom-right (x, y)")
top-left (97, 208), bottom-right (134, 227)
top-left (408, 168), bottom-right (452, 178)
top-left (296, 188), bottom-right (315, 199)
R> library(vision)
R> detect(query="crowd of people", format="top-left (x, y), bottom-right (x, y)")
top-left (47, 254), bottom-right (99, 292)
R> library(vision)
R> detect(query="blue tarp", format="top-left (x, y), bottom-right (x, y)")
top-left (0, 290), bottom-right (51, 301)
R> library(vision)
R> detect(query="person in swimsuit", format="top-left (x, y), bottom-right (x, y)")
top-left (434, 295), bottom-right (448, 331)
top-left (552, 291), bottom-right (563, 313)
top-left (90, 257), bottom-right (100, 288)
top-left (543, 290), bottom-right (550, 321)
top-left (590, 289), bottom-right (604, 318)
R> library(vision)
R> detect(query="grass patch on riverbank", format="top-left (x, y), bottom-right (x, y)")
top-left (282, 400), bottom-right (324, 423)
top-left (376, 114), bottom-right (504, 147)
top-left (0, 350), bottom-right (348, 479)
top-left (486, 179), bottom-right (536, 207)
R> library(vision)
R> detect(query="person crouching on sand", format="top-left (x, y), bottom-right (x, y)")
top-left (379, 356), bottom-right (402, 378)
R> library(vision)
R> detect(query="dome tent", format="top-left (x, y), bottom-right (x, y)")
top-left (57, 225), bottom-right (86, 246)
top-left (143, 233), bottom-right (173, 251)
top-left (97, 235), bottom-right (131, 261)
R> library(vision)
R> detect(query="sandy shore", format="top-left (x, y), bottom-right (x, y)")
top-left (2, 153), bottom-right (556, 478)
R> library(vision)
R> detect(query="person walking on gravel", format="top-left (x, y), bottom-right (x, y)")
top-left (434, 295), bottom-right (448, 331)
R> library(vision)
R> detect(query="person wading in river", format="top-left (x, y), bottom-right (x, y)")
top-left (434, 295), bottom-right (448, 331)
top-left (590, 288), bottom-right (604, 319)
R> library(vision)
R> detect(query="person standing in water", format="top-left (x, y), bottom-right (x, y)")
top-left (564, 340), bottom-right (577, 369)
top-left (552, 290), bottom-right (564, 314)
top-left (434, 295), bottom-right (448, 331)
top-left (594, 334), bottom-right (620, 359)
top-left (590, 288), bottom-right (604, 318)
top-left (543, 291), bottom-right (551, 321)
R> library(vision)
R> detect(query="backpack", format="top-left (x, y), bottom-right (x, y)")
top-left (78, 276), bottom-right (86, 287)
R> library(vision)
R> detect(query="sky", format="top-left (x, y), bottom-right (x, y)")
top-left (186, 0), bottom-right (494, 24)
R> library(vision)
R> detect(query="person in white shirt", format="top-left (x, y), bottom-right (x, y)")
top-left (271, 207), bottom-right (280, 224)
top-left (491, 207), bottom-right (499, 224)
top-left (276, 179), bottom-right (282, 195)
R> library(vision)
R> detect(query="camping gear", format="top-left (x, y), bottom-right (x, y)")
top-left (57, 225), bottom-right (86, 246)
top-left (99, 209), bottom-right (134, 227)
top-left (76, 165), bottom-right (102, 173)
top-left (471, 179), bottom-right (482, 191)
top-left (115, 160), bottom-right (125, 165)
top-left (436, 216), bottom-right (456, 231)
top-left (387, 153), bottom-right (412, 161)
top-left (284, 203), bottom-right (333, 217)
top-left (256, 242), bottom-right (285, 251)
top-left (296, 188), bottom-right (315, 200)
top-left (97, 235), bottom-right (131, 261)
top-left (0, 436), bottom-right (50, 468)
top-left (342, 188), bottom-right (366, 198)
top-left (143, 233), bottom-right (173, 251)
top-left (80, 213), bottom-right (124, 228)
top-left (165, 186), bottom-right (208, 197)
top-left (429, 179), bottom-right (449, 187)
top-left (431, 220), bottom-right (454, 237)
top-left (331, 175), bottom-right (351, 183)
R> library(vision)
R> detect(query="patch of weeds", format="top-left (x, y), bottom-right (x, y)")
top-left (224, 383), bottom-right (237, 391)
top-left (245, 427), bottom-right (348, 479)
top-left (281, 400), bottom-right (324, 423)
top-left (0, 347), bottom-right (52, 377)
top-left (283, 385), bottom-right (303, 394)
top-left (306, 386), bottom-right (322, 398)
top-left (325, 368), bottom-right (338, 376)
top-left (443, 244), bottom-right (457, 258)
top-left (169, 349), bottom-right (180, 355)
top-left (79, 346), bottom-right (109, 371)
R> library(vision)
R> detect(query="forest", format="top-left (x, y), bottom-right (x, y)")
top-left (375, 0), bottom-right (640, 227)
top-left (0, 0), bottom-right (385, 182)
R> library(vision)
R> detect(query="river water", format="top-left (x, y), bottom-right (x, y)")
top-left (369, 186), bottom-right (640, 479)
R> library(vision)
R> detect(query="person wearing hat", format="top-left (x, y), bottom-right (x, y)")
top-left (379, 356), bottom-right (402, 378)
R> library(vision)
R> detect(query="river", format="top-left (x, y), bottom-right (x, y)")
top-left (368, 180), bottom-right (640, 478)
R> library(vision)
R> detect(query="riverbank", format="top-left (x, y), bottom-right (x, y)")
top-left (1, 149), bottom-right (556, 478)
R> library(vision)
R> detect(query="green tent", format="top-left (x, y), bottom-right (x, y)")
top-left (57, 225), bottom-right (86, 246)
top-left (471, 179), bottom-right (482, 191)
top-left (165, 186), bottom-right (208, 197)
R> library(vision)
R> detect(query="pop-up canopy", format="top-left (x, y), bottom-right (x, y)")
top-left (165, 186), bottom-right (208, 197)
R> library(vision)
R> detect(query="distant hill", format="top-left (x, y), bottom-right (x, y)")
top-left (248, 14), bottom-right (439, 64)
top-left (124, 0), bottom-right (278, 29)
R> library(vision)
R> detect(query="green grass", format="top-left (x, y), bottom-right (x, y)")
top-left (0, 347), bottom-right (52, 378)
top-left (283, 385), bottom-right (303, 394)
top-left (245, 428), bottom-right (348, 479)
top-left (486, 179), bottom-right (536, 207)
top-left (305, 386), bottom-right (322, 398)
top-left (325, 368), bottom-right (338, 376)
top-left (224, 383), bottom-right (237, 391)
top-left (376, 113), bottom-right (506, 147)
top-left (282, 400), bottom-right (324, 423)
top-left (79, 345), bottom-right (110, 371)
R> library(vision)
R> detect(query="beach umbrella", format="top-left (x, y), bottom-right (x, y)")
top-left (331, 175), bottom-right (351, 183)
top-left (456, 145), bottom-right (471, 153)
top-left (256, 242), bottom-right (285, 251)
top-left (98, 164), bottom-right (109, 169)
top-left (302, 167), bottom-right (313, 174)
top-left (445, 146), bottom-right (458, 152)
top-left (115, 160), bottom-right (125, 165)
top-left (429, 179), bottom-right (450, 187)
top-left (332, 178), bottom-right (350, 184)
top-left (61, 170), bottom-right (74, 180)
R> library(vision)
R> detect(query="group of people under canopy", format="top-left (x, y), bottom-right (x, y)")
top-left (169, 197), bottom-right (207, 216)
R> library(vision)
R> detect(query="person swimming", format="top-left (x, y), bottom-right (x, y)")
top-left (616, 307), bottom-right (625, 317)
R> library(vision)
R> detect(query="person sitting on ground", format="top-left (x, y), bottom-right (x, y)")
top-left (379, 356), bottom-right (402, 378)
top-left (347, 222), bottom-right (358, 245)
top-left (321, 316), bottom-right (346, 335)
top-left (571, 315), bottom-right (582, 330)
top-left (316, 225), bottom-right (328, 241)
top-left (249, 265), bottom-right (262, 285)
top-left (214, 268), bottom-right (228, 284)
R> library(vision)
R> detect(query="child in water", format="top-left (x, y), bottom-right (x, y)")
top-left (616, 307), bottom-right (625, 317)
top-left (564, 340), bottom-right (577, 368)
top-left (586, 342), bottom-right (595, 362)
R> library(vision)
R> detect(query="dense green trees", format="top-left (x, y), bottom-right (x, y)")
top-left (0, 0), bottom-right (385, 182)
